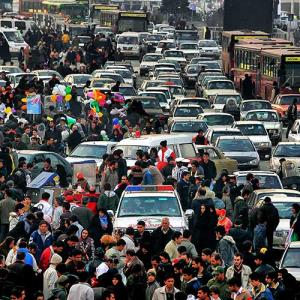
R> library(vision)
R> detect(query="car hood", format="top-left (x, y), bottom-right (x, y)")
top-left (181, 49), bottom-right (199, 54)
top-left (206, 89), bottom-right (235, 96)
top-left (223, 152), bottom-right (258, 161)
top-left (140, 61), bottom-right (158, 67)
top-left (113, 216), bottom-right (187, 230)
top-left (165, 57), bottom-right (186, 62)
top-left (199, 47), bottom-right (219, 51)
top-left (260, 122), bottom-right (281, 129)
top-left (247, 135), bottom-right (271, 144)
top-left (66, 156), bottom-right (102, 168)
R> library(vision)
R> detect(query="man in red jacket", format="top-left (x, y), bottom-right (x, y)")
top-left (39, 240), bottom-right (64, 272)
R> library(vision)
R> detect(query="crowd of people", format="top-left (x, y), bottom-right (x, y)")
top-left (0, 22), bottom-right (298, 300)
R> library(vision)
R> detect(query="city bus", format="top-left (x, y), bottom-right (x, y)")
top-left (233, 38), bottom-right (293, 94)
top-left (260, 47), bottom-right (300, 99)
top-left (116, 11), bottom-right (149, 33)
top-left (222, 30), bottom-right (270, 76)
top-left (91, 4), bottom-right (119, 29)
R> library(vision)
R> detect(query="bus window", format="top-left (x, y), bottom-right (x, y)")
top-left (1, 21), bottom-right (12, 28)
top-left (15, 21), bottom-right (26, 31)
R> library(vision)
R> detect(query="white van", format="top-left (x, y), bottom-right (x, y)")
top-left (0, 18), bottom-right (37, 35)
top-left (115, 134), bottom-right (198, 167)
top-left (117, 32), bottom-right (141, 57)
top-left (0, 28), bottom-right (29, 57)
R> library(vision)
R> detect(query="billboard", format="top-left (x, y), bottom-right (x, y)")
top-left (223, 0), bottom-right (274, 33)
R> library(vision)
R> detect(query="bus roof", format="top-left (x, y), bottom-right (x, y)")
top-left (235, 43), bottom-right (294, 52)
top-left (222, 30), bottom-right (269, 37)
top-left (237, 38), bottom-right (292, 46)
top-left (261, 47), bottom-right (300, 57)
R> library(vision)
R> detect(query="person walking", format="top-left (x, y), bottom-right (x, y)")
top-left (286, 98), bottom-right (298, 138)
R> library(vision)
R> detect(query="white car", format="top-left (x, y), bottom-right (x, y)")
top-left (279, 241), bottom-right (300, 280)
top-left (139, 53), bottom-right (163, 76)
top-left (32, 70), bottom-right (63, 81)
top-left (66, 141), bottom-right (117, 168)
top-left (169, 119), bottom-right (208, 138)
top-left (203, 80), bottom-right (236, 101)
top-left (0, 65), bottom-right (22, 74)
top-left (198, 39), bottom-right (221, 58)
top-left (163, 50), bottom-right (187, 67)
top-left (161, 84), bottom-right (186, 100)
top-left (155, 39), bottom-right (176, 53)
top-left (205, 127), bottom-right (242, 145)
top-left (113, 185), bottom-right (191, 231)
top-left (197, 112), bottom-right (235, 128)
top-left (234, 171), bottom-right (283, 189)
top-left (7, 73), bottom-right (37, 88)
top-left (288, 119), bottom-right (300, 142)
top-left (240, 99), bottom-right (272, 120)
top-left (270, 142), bottom-right (300, 172)
top-left (212, 91), bottom-right (242, 111)
top-left (244, 109), bottom-right (282, 145)
top-left (139, 91), bottom-right (170, 113)
top-left (64, 74), bottom-right (92, 96)
top-left (255, 196), bottom-right (299, 249)
top-left (233, 121), bottom-right (272, 160)
top-left (110, 68), bottom-right (135, 86)
top-left (119, 84), bottom-right (137, 100)
top-left (179, 43), bottom-right (199, 60)
top-left (145, 87), bottom-right (172, 104)
top-left (168, 105), bottom-right (204, 125)
top-left (215, 136), bottom-right (260, 169)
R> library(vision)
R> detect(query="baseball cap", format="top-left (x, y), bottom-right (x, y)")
top-left (175, 157), bottom-right (183, 163)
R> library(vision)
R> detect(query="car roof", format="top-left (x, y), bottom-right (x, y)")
top-left (172, 119), bottom-right (206, 123)
top-left (200, 112), bottom-right (233, 116)
top-left (215, 90), bottom-right (240, 95)
top-left (242, 99), bottom-right (269, 103)
top-left (252, 189), bottom-right (300, 195)
top-left (246, 109), bottom-right (278, 113)
top-left (217, 136), bottom-right (250, 140)
top-left (78, 141), bottom-right (116, 146)
top-left (265, 195), bottom-right (300, 202)
top-left (276, 142), bottom-right (300, 145)
top-left (119, 83), bottom-right (134, 87)
top-left (287, 241), bottom-right (300, 248)
top-left (209, 127), bottom-right (241, 132)
top-left (234, 171), bottom-right (277, 175)
top-left (176, 104), bottom-right (202, 108)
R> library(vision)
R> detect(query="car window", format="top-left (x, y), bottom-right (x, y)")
top-left (215, 95), bottom-right (242, 105)
top-left (211, 131), bottom-right (242, 143)
top-left (202, 115), bottom-right (234, 126)
top-left (246, 111), bottom-right (278, 122)
top-left (273, 202), bottom-right (294, 219)
top-left (208, 81), bottom-right (234, 89)
top-left (236, 175), bottom-right (282, 189)
top-left (172, 121), bottom-right (208, 133)
top-left (242, 101), bottom-right (272, 111)
top-left (179, 143), bottom-right (196, 157)
top-left (236, 124), bottom-right (267, 136)
top-left (197, 147), bottom-right (219, 158)
top-left (70, 145), bottom-right (108, 158)
top-left (174, 107), bottom-right (203, 117)
top-left (217, 139), bottom-right (254, 152)
top-left (281, 248), bottom-right (300, 268)
top-left (274, 144), bottom-right (300, 157)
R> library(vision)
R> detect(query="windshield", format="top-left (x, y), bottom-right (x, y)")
top-left (118, 196), bottom-right (181, 217)
top-left (165, 51), bottom-right (184, 57)
top-left (143, 55), bottom-right (162, 62)
top-left (118, 36), bottom-right (138, 44)
top-left (273, 202), bottom-right (295, 219)
top-left (174, 107), bottom-right (203, 117)
top-left (92, 79), bottom-right (115, 87)
top-left (147, 35), bottom-right (163, 41)
top-left (116, 145), bottom-right (148, 159)
top-left (101, 74), bottom-right (124, 83)
top-left (208, 81), bottom-right (234, 89)
top-left (1, 66), bottom-right (22, 73)
top-left (176, 31), bottom-right (198, 41)
top-left (70, 145), bottom-right (107, 158)
top-left (74, 76), bottom-right (91, 84)
top-left (274, 144), bottom-right (300, 157)
top-left (279, 96), bottom-right (300, 105)
top-left (172, 121), bottom-right (208, 132)
top-left (181, 44), bottom-right (198, 49)
top-left (242, 101), bottom-right (272, 111)
top-left (198, 40), bottom-right (218, 47)
top-left (281, 248), bottom-right (300, 268)
top-left (142, 93), bottom-right (167, 103)
top-left (246, 111), bottom-right (279, 122)
top-left (202, 115), bottom-right (234, 126)
top-left (158, 42), bottom-right (175, 48)
top-left (211, 131), bottom-right (243, 143)
top-left (167, 86), bottom-right (183, 95)
top-left (203, 61), bottom-right (221, 70)
top-left (140, 98), bottom-right (161, 108)
top-left (217, 139), bottom-right (254, 152)
top-left (114, 69), bottom-right (132, 79)
top-left (4, 31), bottom-right (24, 43)
top-left (236, 124), bottom-right (267, 136)
top-left (215, 95), bottom-right (242, 104)
top-left (160, 78), bottom-right (183, 86)
top-left (119, 87), bottom-right (136, 96)
top-left (15, 74), bottom-right (36, 85)
top-left (187, 65), bottom-right (201, 73)
top-left (236, 175), bottom-right (282, 189)
top-left (145, 81), bottom-right (164, 89)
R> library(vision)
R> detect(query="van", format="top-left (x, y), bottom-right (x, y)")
top-left (117, 32), bottom-right (141, 57)
top-left (0, 28), bottom-right (29, 57)
top-left (115, 134), bottom-right (198, 167)
top-left (0, 18), bottom-right (37, 35)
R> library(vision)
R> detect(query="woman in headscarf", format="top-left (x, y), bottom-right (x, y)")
top-left (223, 98), bottom-right (240, 121)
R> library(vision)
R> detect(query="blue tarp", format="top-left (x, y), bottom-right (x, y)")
top-left (27, 172), bottom-right (57, 189)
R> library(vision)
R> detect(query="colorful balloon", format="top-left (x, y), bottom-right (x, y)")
top-left (65, 86), bottom-right (72, 95)
top-left (57, 95), bottom-right (63, 102)
top-left (65, 94), bottom-right (72, 101)
top-left (4, 107), bottom-right (12, 115)
top-left (21, 105), bottom-right (27, 111)
top-left (50, 95), bottom-right (57, 102)
top-left (87, 91), bottom-right (94, 98)
top-left (21, 98), bottom-right (27, 103)
top-left (113, 118), bottom-right (119, 125)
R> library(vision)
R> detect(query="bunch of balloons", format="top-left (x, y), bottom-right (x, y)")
top-left (112, 93), bottom-right (125, 103)
top-left (112, 117), bottom-right (122, 130)
top-left (88, 90), bottom-right (106, 119)
top-left (51, 84), bottom-right (72, 102)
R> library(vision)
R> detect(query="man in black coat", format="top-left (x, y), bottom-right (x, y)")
top-left (113, 149), bottom-right (127, 182)
top-left (258, 196), bottom-right (279, 251)
top-left (151, 218), bottom-right (174, 254)
top-left (200, 152), bottom-right (217, 181)
top-left (177, 171), bottom-right (190, 211)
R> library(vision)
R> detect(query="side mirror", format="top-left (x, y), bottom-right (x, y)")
top-left (107, 210), bottom-right (114, 217)
top-left (185, 209), bottom-right (194, 218)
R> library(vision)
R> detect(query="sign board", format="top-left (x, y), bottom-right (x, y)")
top-left (119, 12), bottom-right (147, 17)
top-left (27, 94), bottom-right (42, 115)
top-left (72, 160), bottom-right (97, 186)
top-left (285, 57), bottom-right (300, 62)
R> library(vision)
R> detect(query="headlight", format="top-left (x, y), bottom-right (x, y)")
top-left (260, 142), bottom-right (271, 148)
top-left (250, 158), bottom-right (259, 165)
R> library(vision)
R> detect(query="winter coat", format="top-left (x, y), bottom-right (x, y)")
top-left (71, 206), bottom-right (94, 229)
top-left (151, 226), bottom-right (174, 254)
top-left (228, 227), bottom-right (252, 251)
top-left (233, 197), bottom-right (249, 228)
top-left (180, 239), bottom-right (198, 258)
top-left (29, 230), bottom-right (53, 261)
top-left (222, 194), bottom-right (233, 220)
top-left (216, 235), bottom-right (238, 267)
top-left (152, 286), bottom-right (180, 300)
top-left (145, 281), bottom-right (160, 300)
top-left (259, 202), bottom-right (280, 231)
top-left (177, 179), bottom-right (190, 211)
top-left (0, 197), bottom-right (16, 224)
top-left (97, 191), bottom-right (119, 212)
top-left (164, 240), bottom-right (179, 260)
top-left (43, 264), bottom-right (58, 299)
top-left (142, 168), bottom-right (154, 185)
top-left (148, 165), bottom-right (165, 185)
top-left (226, 264), bottom-right (252, 288)
top-left (251, 283), bottom-right (274, 300)
top-left (101, 168), bottom-right (119, 192)
top-left (207, 278), bottom-right (231, 300)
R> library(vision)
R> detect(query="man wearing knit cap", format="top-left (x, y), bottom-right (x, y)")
top-left (157, 140), bottom-right (176, 170)
top-left (43, 253), bottom-right (63, 299)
